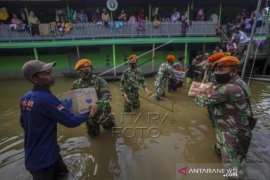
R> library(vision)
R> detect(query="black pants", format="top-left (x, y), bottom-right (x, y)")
top-left (168, 78), bottom-right (181, 91)
top-left (31, 24), bottom-right (40, 36)
top-left (30, 155), bottom-right (68, 180)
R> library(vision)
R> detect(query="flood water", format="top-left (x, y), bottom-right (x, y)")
top-left (0, 77), bottom-right (269, 180)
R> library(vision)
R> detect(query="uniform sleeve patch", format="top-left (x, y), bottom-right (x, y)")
top-left (56, 104), bottom-right (65, 111)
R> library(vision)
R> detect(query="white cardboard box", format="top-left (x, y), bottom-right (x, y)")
top-left (60, 88), bottom-right (98, 114)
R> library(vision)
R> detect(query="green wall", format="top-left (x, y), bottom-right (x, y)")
top-left (0, 45), bottom-right (184, 73)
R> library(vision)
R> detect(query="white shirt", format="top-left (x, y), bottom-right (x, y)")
top-left (232, 31), bottom-right (250, 44)
top-left (209, 13), bottom-right (218, 22)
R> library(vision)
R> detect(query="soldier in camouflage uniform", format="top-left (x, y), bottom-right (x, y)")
top-left (120, 54), bottom-right (149, 112)
top-left (230, 71), bottom-right (251, 100)
top-left (202, 52), bottom-right (231, 84)
top-left (201, 53), bottom-right (226, 129)
top-left (195, 56), bottom-right (251, 178)
top-left (72, 59), bottom-right (115, 137)
top-left (155, 55), bottom-right (175, 100)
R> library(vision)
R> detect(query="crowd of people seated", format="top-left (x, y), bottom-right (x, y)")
top-left (1, 5), bottom-right (267, 38)
top-left (221, 7), bottom-right (268, 60)
top-left (1, 6), bottom-right (221, 35)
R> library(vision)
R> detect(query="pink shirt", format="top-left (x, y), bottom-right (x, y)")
top-left (11, 18), bottom-right (23, 25)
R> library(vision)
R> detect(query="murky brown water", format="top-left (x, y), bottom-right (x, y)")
top-left (0, 77), bottom-right (269, 180)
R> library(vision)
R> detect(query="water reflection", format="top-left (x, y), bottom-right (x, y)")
top-left (0, 78), bottom-right (269, 179)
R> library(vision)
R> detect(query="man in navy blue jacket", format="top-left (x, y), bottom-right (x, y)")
top-left (20, 60), bottom-right (94, 180)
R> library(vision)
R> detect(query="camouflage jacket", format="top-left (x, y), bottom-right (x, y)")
top-left (203, 64), bottom-right (216, 83)
top-left (155, 62), bottom-right (174, 86)
top-left (120, 68), bottom-right (147, 94)
top-left (230, 75), bottom-right (251, 99)
top-left (72, 75), bottom-right (112, 103)
top-left (195, 84), bottom-right (250, 132)
top-left (157, 62), bottom-right (174, 78)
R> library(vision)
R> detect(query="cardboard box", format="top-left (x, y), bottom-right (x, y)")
top-left (39, 23), bottom-right (50, 36)
top-left (188, 82), bottom-right (212, 97)
top-left (60, 88), bottom-right (98, 114)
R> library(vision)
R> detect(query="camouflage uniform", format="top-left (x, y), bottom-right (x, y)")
top-left (203, 65), bottom-right (216, 84)
top-left (155, 62), bottom-right (174, 98)
top-left (120, 68), bottom-right (147, 112)
top-left (195, 84), bottom-right (252, 176)
top-left (231, 75), bottom-right (251, 99)
top-left (72, 75), bottom-right (115, 136)
top-left (202, 64), bottom-right (217, 127)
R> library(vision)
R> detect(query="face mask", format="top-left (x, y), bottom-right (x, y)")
top-left (78, 70), bottom-right (92, 80)
top-left (130, 63), bottom-right (137, 69)
top-left (215, 73), bottom-right (231, 84)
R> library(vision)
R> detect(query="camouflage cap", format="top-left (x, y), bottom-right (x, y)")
top-left (22, 60), bottom-right (56, 80)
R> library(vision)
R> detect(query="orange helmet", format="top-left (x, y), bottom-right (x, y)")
top-left (167, 55), bottom-right (176, 62)
top-left (128, 54), bottom-right (137, 63)
top-left (213, 56), bottom-right (240, 67)
top-left (74, 59), bottom-right (92, 70)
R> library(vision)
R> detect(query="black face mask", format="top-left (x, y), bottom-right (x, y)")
top-left (78, 70), bottom-right (92, 80)
top-left (215, 73), bottom-right (231, 84)
top-left (130, 63), bottom-right (137, 69)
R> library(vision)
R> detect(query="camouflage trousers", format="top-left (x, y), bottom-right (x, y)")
top-left (155, 78), bottom-right (167, 98)
top-left (124, 90), bottom-right (140, 112)
top-left (215, 127), bottom-right (251, 179)
top-left (207, 107), bottom-right (216, 128)
top-left (85, 102), bottom-right (115, 137)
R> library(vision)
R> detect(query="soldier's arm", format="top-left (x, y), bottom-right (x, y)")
top-left (98, 78), bottom-right (112, 102)
top-left (202, 67), bottom-right (209, 83)
top-left (95, 78), bottom-right (112, 112)
top-left (120, 72), bottom-right (127, 95)
top-left (158, 63), bottom-right (165, 74)
top-left (168, 66), bottom-right (175, 78)
top-left (195, 86), bottom-right (228, 107)
top-left (139, 70), bottom-right (148, 89)
top-left (235, 78), bottom-right (251, 99)
top-left (71, 80), bottom-right (78, 90)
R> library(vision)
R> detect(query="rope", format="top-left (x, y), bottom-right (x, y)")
top-left (98, 40), bottom-right (174, 77)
